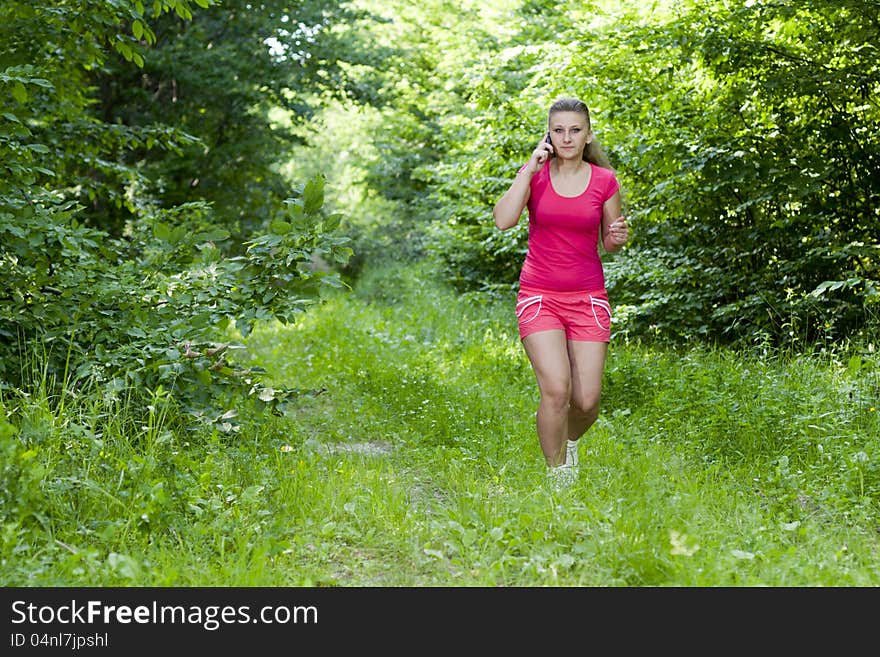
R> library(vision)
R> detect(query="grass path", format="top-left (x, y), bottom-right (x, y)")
top-left (240, 260), bottom-right (880, 586)
top-left (4, 258), bottom-right (876, 586)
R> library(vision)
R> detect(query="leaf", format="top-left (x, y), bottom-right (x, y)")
top-left (303, 175), bottom-right (324, 214)
top-left (332, 246), bottom-right (354, 264)
top-left (116, 41), bottom-right (134, 62)
top-left (174, 3), bottom-right (193, 20)
top-left (324, 212), bottom-right (343, 231)
top-left (133, 20), bottom-right (144, 40)
top-left (194, 228), bottom-right (230, 242)
top-left (153, 222), bottom-right (171, 241)
top-left (169, 226), bottom-right (187, 244)
top-left (270, 220), bottom-right (292, 235)
top-left (11, 82), bottom-right (27, 103)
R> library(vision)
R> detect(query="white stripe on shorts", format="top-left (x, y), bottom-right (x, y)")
top-left (515, 294), bottom-right (543, 325)
top-left (589, 295), bottom-right (611, 332)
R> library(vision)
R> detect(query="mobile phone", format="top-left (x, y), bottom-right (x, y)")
top-left (545, 132), bottom-right (555, 158)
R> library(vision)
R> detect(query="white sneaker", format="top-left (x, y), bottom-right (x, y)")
top-left (547, 463), bottom-right (576, 490)
top-left (566, 439), bottom-right (579, 468)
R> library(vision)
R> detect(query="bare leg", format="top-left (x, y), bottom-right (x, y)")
top-left (521, 330), bottom-right (571, 466)
top-left (566, 340), bottom-right (607, 442)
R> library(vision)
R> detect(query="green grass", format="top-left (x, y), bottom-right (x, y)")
top-left (1, 258), bottom-right (878, 585)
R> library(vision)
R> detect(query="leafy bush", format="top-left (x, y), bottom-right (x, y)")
top-left (0, 0), bottom-right (353, 428)
top-left (409, 1), bottom-right (880, 349)
top-left (1, 177), bottom-right (351, 429)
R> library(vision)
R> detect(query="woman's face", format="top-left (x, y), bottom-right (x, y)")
top-left (547, 111), bottom-right (592, 161)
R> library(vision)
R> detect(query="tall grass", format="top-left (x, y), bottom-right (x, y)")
top-left (1, 258), bottom-right (877, 585)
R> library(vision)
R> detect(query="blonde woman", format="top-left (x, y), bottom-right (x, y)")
top-left (493, 97), bottom-right (629, 488)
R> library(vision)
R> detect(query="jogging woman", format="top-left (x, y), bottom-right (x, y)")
top-left (492, 97), bottom-right (629, 488)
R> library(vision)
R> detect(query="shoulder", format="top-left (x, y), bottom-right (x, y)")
top-left (590, 163), bottom-right (620, 197)
top-left (590, 163), bottom-right (618, 182)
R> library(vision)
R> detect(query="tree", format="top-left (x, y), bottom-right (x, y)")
top-left (0, 0), bottom-right (353, 429)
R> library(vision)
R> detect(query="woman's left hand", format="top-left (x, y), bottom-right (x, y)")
top-left (607, 216), bottom-right (629, 248)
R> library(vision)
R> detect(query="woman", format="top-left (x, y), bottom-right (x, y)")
top-left (492, 97), bottom-right (629, 488)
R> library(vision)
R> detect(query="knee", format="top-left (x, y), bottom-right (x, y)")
top-left (540, 383), bottom-right (571, 411)
top-left (571, 391), bottom-right (601, 417)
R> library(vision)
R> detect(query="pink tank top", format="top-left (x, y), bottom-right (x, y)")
top-left (519, 160), bottom-right (620, 292)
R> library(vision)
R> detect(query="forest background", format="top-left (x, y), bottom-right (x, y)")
top-left (1, 0), bottom-right (878, 586)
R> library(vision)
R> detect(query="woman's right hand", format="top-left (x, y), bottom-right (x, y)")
top-left (526, 136), bottom-right (553, 173)
top-left (496, 137), bottom-right (548, 228)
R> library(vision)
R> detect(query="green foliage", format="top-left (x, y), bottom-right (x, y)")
top-left (90, 0), bottom-right (381, 236)
top-left (5, 259), bottom-right (877, 586)
top-left (343, 0), bottom-right (879, 348)
top-left (0, 400), bottom-right (45, 529)
top-left (293, 1), bottom-right (519, 267)
top-left (0, 1), bottom-right (208, 224)
top-left (1, 174), bottom-right (351, 428)
top-left (419, 44), bottom-right (559, 293)
top-left (2, 0), bottom-right (878, 590)
top-left (592, 0), bottom-right (880, 347)
top-left (0, 0), bottom-right (354, 428)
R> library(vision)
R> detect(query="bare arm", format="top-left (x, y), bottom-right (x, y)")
top-left (493, 137), bottom-right (554, 230)
top-left (600, 190), bottom-right (629, 253)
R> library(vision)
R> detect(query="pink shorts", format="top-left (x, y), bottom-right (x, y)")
top-left (516, 287), bottom-right (612, 342)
